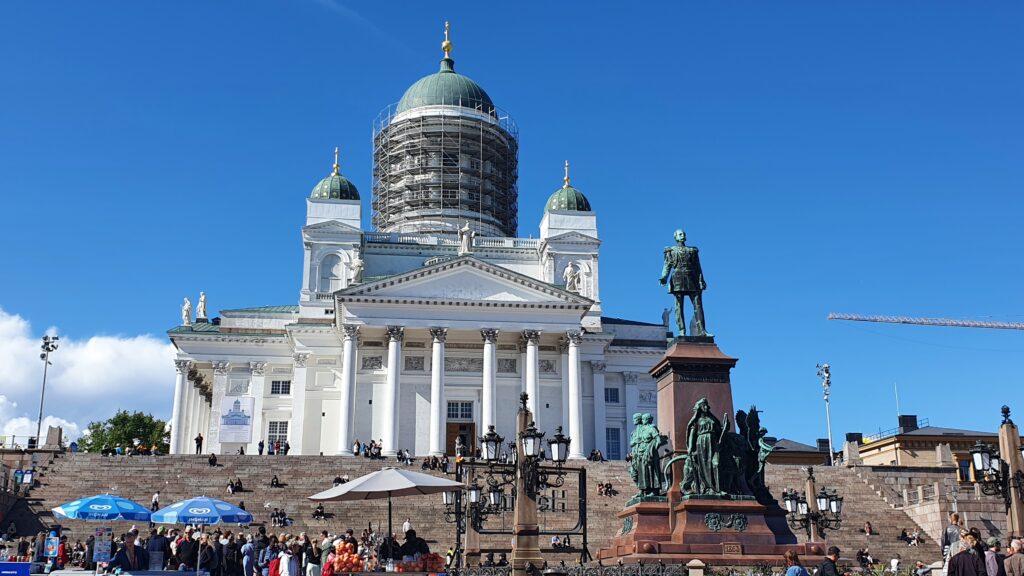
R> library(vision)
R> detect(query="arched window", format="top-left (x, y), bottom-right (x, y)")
top-left (319, 254), bottom-right (344, 293)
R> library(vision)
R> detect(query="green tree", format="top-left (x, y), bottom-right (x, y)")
top-left (78, 410), bottom-right (169, 453)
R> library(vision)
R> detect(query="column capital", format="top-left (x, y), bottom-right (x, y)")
top-left (522, 329), bottom-right (542, 345)
top-left (213, 361), bottom-right (230, 375)
top-left (174, 359), bottom-right (193, 374)
top-left (342, 324), bottom-right (360, 341)
top-left (590, 360), bottom-right (606, 374)
top-left (385, 325), bottom-right (405, 342)
top-left (622, 372), bottom-right (639, 384)
top-left (293, 352), bottom-right (311, 368)
top-left (480, 328), bottom-right (499, 343)
top-left (429, 327), bottom-right (448, 343)
top-left (250, 361), bottom-right (267, 376)
top-left (566, 330), bottom-right (583, 345)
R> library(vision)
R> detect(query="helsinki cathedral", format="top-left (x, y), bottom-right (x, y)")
top-left (166, 25), bottom-right (669, 458)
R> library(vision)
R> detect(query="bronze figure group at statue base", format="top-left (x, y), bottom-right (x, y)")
top-left (596, 337), bottom-right (825, 566)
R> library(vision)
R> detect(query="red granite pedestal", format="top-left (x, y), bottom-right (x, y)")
top-left (596, 338), bottom-right (824, 566)
top-left (597, 499), bottom-right (823, 565)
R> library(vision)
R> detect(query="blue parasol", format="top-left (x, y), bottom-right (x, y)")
top-left (150, 496), bottom-right (253, 526)
top-left (52, 494), bottom-right (151, 522)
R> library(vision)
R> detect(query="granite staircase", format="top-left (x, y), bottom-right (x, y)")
top-left (5, 454), bottom-right (942, 565)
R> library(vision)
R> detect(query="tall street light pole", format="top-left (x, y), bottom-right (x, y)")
top-left (817, 363), bottom-right (834, 466)
top-left (36, 335), bottom-right (59, 449)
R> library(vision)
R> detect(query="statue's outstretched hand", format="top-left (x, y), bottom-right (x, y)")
top-left (700, 279), bottom-right (707, 290)
top-left (659, 277), bottom-right (667, 286)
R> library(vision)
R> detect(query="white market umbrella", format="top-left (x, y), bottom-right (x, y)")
top-left (308, 467), bottom-right (464, 541)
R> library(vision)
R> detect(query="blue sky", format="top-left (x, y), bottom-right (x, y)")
top-left (1, 2), bottom-right (1022, 444)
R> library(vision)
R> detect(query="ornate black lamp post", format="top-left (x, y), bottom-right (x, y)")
top-left (783, 467), bottom-right (843, 539)
top-left (442, 393), bottom-right (572, 576)
top-left (969, 406), bottom-right (1024, 537)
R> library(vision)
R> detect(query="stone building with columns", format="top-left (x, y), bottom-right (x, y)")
top-left (166, 28), bottom-right (668, 458)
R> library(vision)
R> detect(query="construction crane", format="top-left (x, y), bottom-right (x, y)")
top-left (828, 312), bottom-right (1024, 331)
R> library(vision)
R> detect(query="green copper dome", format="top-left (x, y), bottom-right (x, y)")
top-left (546, 186), bottom-right (592, 212)
top-left (545, 162), bottom-right (592, 212)
top-left (311, 149), bottom-right (360, 201)
top-left (396, 57), bottom-right (494, 114)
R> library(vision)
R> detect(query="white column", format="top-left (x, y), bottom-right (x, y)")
top-left (566, 330), bottom-right (585, 460)
top-left (428, 328), bottom-right (447, 456)
top-left (624, 372), bottom-right (640, 450)
top-left (194, 388), bottom-right (205, 449)
top-left (591, 361), bottom-right (608, 457)
top-left (249, 362), bottom-right (267, 455)
top-left (199, 397), bottom-right (210, 447)
top-left (185, 383), bottom-right (197, 452)
top-left (179, 382), bottom-right (193, 454)
top-left (290, 353), bottom-right (310, 455)
top-left (337, 325), bottom-right (359, 456)
top-left (523, 330), bottom-right (541, 427)
top-left (170, 360), bottom-right (190, 454)
top-left (481, 329), bottom-right (498, 434)
top-left (560, 343), bottom-right (569, 432)
top-left (382, 326), bottom-right (404, 457)
top-left (520, 348), bottom-right (527, 394)
top-left (210, 361), bottom-right (229, 454)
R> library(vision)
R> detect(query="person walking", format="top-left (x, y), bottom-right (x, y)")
top-left (1005, 540), bottom-right (1024, 576)
top-left (402, 519), bottom-right (412, 535)
top-left (950, 531), bottom-right (987, 576)
top-left (151, 491), bottom-right (160, 512)
top-left (817, 547), bottom-right (842, 576)
top-left (785, 550), bottom-right (810, 576)
top-left (241, 536), bottom-right (256, 576)
top-left (258, 441), bottom-right (265, 456)
top-left (944, 513), bottom-right (965, 575)
top-left (988, 539), bottom-right (1008, 576)
top-left (195, 433), bottom-right (204, 455)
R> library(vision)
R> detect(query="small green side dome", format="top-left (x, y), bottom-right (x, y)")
top-left (546, 186), bottom-right (592, 212)
top-left (396, 57), bottom-right (494, 114)
top-left (311, 148), bottom-right (360, 201)
top-left (545, 161), bottom-right (592, 212)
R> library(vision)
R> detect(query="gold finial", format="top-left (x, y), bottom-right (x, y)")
top-left (442, 21), bottom-right (453, 58)
top-left (563, 160), bottom-right (570, 188)
top-left (332, 147), bottom-right (340, 175)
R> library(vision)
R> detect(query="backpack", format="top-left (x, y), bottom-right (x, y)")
top-left (268, 557), bottom-right (281, 576)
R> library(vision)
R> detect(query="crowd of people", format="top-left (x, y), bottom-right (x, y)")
top-left (0, 523), bottom-right (441, 576)
top-left (420, 455), bottom-right (451, 473)
top-left (99, 444), bottom-right (161, 457)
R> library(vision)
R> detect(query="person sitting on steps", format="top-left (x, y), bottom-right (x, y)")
top-left (270, 475), bottom-right (281, 488)
top-left (312, 504), bottom-right (325, 520)
top-left (208, 453), bottom-right (217, 467)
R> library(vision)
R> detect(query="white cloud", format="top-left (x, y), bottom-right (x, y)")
top-left (0, 307), bottom-right (175, 441)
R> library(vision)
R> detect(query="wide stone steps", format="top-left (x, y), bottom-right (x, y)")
top-left (7, 454), bottom-right (941, 564)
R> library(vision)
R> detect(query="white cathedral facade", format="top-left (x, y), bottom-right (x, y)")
top-left (166, 29), bottom-right (669, 458)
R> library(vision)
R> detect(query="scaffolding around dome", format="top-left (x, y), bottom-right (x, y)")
top-left (372, 101), bottom-right (520, 238)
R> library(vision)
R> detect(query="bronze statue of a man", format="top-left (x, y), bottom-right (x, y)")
top-left (659, 229), bottom-right (709, 337)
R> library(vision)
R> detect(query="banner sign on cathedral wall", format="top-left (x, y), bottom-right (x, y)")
top-left (219, 396), bottom-right (255, 443)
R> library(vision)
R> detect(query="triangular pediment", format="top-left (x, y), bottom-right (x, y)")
top-left (337, 257), bottom-right (592, 307)
top-left (543, 231), bottom-right (601, 244)
top-left (302, 220), bottom-right (362, 237)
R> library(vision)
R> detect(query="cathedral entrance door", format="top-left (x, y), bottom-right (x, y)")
top-left (446, 423), bottom-right (476, 457)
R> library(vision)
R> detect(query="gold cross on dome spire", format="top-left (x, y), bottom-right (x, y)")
top-left (442, 21), bottom-right (453, 58)
top-left (563, 160), bottom-right (571, 188)
top-left (332, 147), bottom-right (340, 175)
